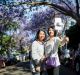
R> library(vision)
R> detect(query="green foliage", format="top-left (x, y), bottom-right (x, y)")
top-left (0, 20), bottom-right (19, 55)
top-left (5, 21), bottom-right (19, 31)
top-left (0, 35), bottom-right (11, 54)
top-left (2, 35), bottom-right (11, 44)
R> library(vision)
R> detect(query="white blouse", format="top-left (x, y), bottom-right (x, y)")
top-left (45, 37), bottom-right (59, 56)
top-left (45, 37), bottom-right (60, 66)
top-left (32, 41), bottom-right (44, 61)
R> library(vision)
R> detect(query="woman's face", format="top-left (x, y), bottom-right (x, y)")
top-left (48, 28), bottom-right (54, 37)
top-left (38, 31), bottom-right (45, 41)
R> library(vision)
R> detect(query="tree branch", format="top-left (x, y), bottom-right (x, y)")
top-left (28, 1), bottom-right (80, 25)
top-left (28, 2), bottom-right (78, 20)
top-left (2, 1), bottom-right (78, 19)
top-left (75, 0), bottom-right (79, 17)
top-left (61, 0), bottom-right (72, 11)
top-left (2, 1), bottom-right (80, 25)
top-left (3, 0), bottom-right (6, 5)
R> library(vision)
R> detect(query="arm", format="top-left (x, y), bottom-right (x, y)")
top-left (31, 41), bottom-right (41, 72)
top-left (31, 42), bottom-right (40, 62)
top-left (59, 36), bottom-right (69, 46)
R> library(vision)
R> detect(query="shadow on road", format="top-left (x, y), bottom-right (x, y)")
top-left (0, 61), bottom-right (78, 75)
top-left (0, 61), bottom-right (31, 75)
top-left (15, 61), bottom-right (77, 75)
top-left (15, 61), bottom-right (31, 72)
top-left (59, 65), bottom-right (77, 75)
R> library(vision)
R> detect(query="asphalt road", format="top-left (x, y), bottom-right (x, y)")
top-left (0, 61), bottom-right (77, 75)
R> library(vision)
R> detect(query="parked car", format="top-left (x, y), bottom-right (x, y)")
top-left (6, 57), bottom-right (18, 66)
top-left (15, 53), bottom-right (30, 62)
top-left (4, 54), bottom-right (18, 66)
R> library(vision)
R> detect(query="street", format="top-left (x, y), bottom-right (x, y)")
top-left (0, 61), bottom-right (77, 75)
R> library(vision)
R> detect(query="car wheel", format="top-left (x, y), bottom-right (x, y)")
top-left (75, 62), bottom-right (80, 73)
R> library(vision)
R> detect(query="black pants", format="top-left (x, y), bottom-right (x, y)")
top-left (32, 71), bottom-right (44, 75)
top-left (47, 66), bottom-right (60, 75)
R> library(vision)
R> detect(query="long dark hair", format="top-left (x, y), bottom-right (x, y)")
top-left (35, 29), bottom-right (46, 41)
top-left (47, 26), bottom-right (56, 36)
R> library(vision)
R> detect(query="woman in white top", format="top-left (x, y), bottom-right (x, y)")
top-left (31, 29), bottom-right (46, 75)
top-left (45, 26), bottom-right (69, 75)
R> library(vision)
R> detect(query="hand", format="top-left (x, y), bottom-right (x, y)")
top-left (60, 36), bottom-right (69, 46)
top-left (41, 56), bottom-right (45, 61)
top-left (35, 66), bottom-right (40, 72)
top-left (65, 37), bottom-right (69, 43)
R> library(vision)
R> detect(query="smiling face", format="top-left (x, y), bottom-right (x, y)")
top-left (48, 28), bottom-right (55, 37)
top-left (38, 31), bottom-right (46, 42)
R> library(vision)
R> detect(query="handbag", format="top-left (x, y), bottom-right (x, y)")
top-left (46, 56), bottom-right (57, 68)
top-left (45, 38), bottom-right (58, 68)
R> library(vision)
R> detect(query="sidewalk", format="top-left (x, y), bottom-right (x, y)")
top-left (0, 61), bottom-right (77, 75)
top-left (0, 61), bottom-right (31, 75)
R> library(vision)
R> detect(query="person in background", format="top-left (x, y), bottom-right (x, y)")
top-left (45, 26), bottom-right (69, 75)
top-left (75, 43), bottom-right (80, 57)
top-left (77, 43), bottom-right (80, 52)
top-left (31, 29), bottom-right (46, 75)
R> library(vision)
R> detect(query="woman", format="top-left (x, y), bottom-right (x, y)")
top-left (45, 26), bottom-right (69, 75)
top-left (31, 29), bottom-right (46, 75)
